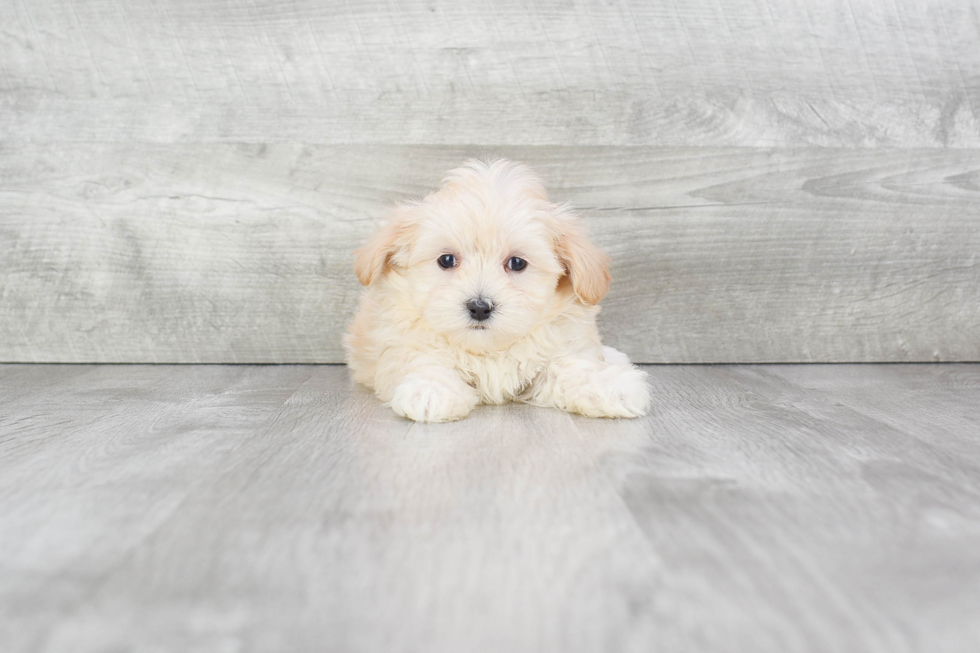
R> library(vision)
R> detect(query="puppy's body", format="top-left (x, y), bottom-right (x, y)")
top-left (344, 159), bottom-right (650, 422)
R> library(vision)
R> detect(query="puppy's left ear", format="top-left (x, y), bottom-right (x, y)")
top-left (354, 205), bottom-right (415, 286)
top-left (551, 207), bottom-right (611, 305)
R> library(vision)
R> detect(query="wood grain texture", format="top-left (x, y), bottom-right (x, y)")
top-left (1, 363), bottom-right (978, 652)
top-left (608, 364), bottom-right (980, 652)
top-left (2, 0), bottom-right (979, 362)
top-left (0, 364), bottom-right (318, 653)
top-left (2, 144), bottom-right (978, 363)
top-left (1, 0), bottom-right (979, 147)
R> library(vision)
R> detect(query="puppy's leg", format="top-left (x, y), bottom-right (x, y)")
top-left (524, 353), bottom-right (650, 418)
top-left (375, 352), bottom-right (479, 423)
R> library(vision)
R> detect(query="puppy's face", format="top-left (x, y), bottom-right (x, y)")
top-left (355, 160), bottom-right (610, 353)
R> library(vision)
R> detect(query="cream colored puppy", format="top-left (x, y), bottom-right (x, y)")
top-left (344, 159), bottom-right (650, 423)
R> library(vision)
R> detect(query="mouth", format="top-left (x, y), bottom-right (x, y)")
top-left (468, 325), bottom-right (489, 331)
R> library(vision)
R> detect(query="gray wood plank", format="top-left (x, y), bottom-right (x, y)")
top-left (605, 364), bottom-right (980, 653)
top-left (6, 92), bottom-right (980, 148)
top-left (2, 1), bottom-right (979, 147)
top-left (0, 364), bottom-right (316, 653)
top-left (1, 364), bottom-right (979, 652)
top-left (760, 364), bottom-right (980, 459)
top-left (2, 145), bottom-right (978, 363)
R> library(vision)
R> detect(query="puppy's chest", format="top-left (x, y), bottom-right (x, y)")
top-left (454, 351), bottom-right (545, 403)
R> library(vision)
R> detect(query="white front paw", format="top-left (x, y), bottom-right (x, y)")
top-left (600, 365), bottom-right (651, 418)
top-left (389, 372), bottom-right (479, 423)
top-left (602, 345), bottom-right (631, 366)
top-left (572, 364), bottom-right (650, 419)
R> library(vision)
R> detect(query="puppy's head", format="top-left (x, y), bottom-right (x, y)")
top-left (354, 159), bottom-right (610, 352)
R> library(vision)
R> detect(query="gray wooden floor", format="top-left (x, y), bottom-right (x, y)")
top-left (2, 364), bottom-right (979, 653)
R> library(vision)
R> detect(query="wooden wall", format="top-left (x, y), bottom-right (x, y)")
top-left (2, 0), bottom-right (978, 362)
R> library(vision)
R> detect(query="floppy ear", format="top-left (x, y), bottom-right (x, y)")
top-left (552, 209), bottom-right (611, 305)
top-left (353, 206), bottom-right (416, 286)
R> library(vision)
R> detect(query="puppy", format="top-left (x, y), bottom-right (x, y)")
top-left (344, 159), bottom-right (650, 422)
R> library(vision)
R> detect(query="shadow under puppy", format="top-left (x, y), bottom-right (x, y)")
top-left (345, 159), bottom-right (650, 422)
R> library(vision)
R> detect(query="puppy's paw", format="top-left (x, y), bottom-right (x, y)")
top-left (389, 371), bottom-right (479, 423)
top-left (596, 364), bottom-right (651, 418)
top-left (567, 364), bottom-right (650, 419)
top-left (602, 345), bottom-right (631, 366)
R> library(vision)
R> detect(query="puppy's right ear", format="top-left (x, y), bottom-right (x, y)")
top-left (353, 205), bottom-right (416, 286)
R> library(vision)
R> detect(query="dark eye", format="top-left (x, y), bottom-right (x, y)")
top-left (437, 254), bottom-right (457, 269)
top-left (507, 256), bottom-right (528, 272)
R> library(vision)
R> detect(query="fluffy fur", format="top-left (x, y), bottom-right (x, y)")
top-left (343, 159), bottom-right (650, 422)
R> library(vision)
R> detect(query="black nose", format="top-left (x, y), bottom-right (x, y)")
top-left (466, 297), bottom-right (494, 321)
